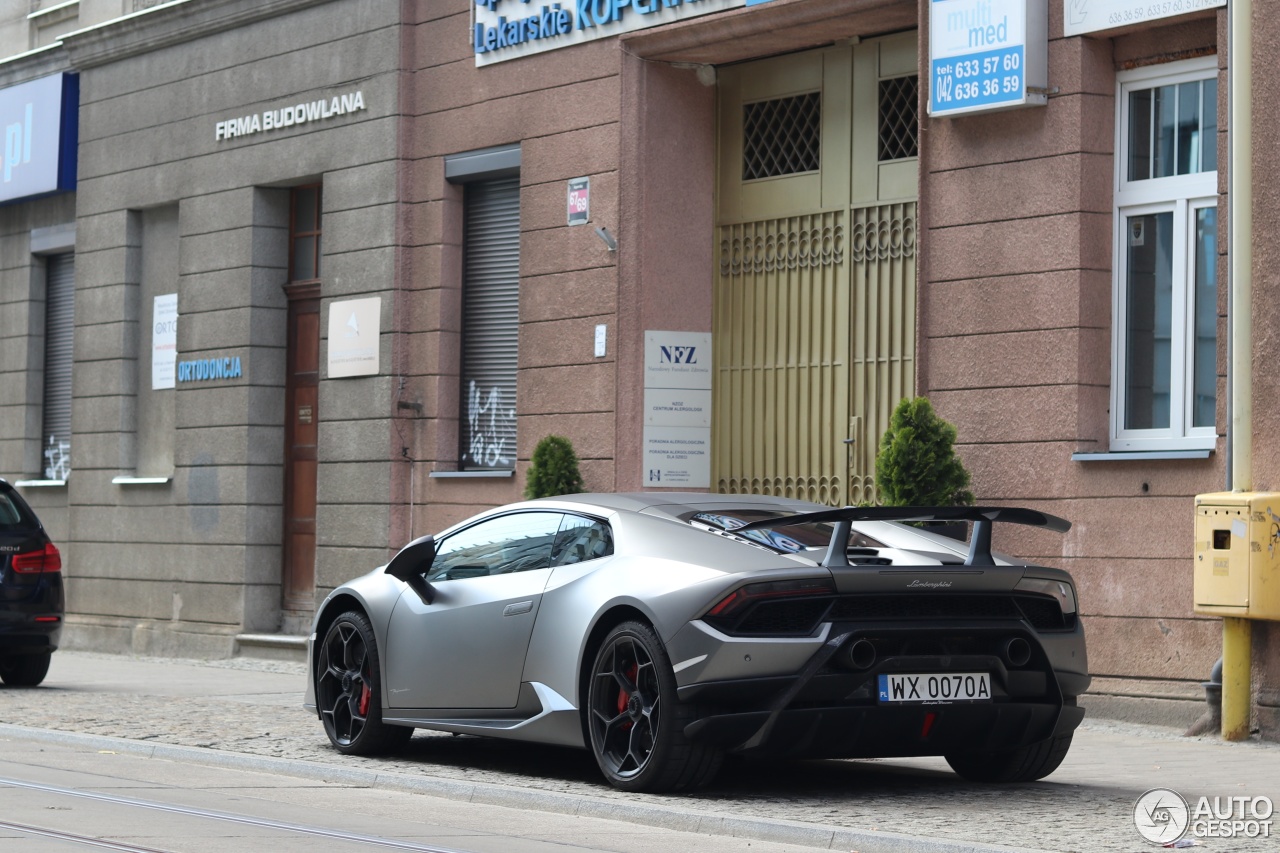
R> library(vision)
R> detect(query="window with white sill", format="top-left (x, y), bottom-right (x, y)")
top-left (1111, 56), bottom-right (1219, 452)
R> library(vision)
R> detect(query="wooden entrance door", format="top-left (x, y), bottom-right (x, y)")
top-left (282, 283), bottom-right (320, 612)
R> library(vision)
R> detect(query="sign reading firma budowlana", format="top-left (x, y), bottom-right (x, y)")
top-left (928, 0), bottom-right (1048, 118)
top-left (472, 0), bottom-right (776, 66)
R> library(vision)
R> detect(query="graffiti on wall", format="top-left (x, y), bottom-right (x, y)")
top-left (43, 434), bottom-right (70, 481)
top-left (466, 380), bottom-right (515, 468)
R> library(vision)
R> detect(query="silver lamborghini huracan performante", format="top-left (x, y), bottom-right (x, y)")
top-left (304, 493), bottom-right (1088, 792)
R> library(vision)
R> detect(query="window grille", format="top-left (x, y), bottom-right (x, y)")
top-left (742, 92), bottom-right (821, 180)
top-left (879, 75), bottom-right (919, 161)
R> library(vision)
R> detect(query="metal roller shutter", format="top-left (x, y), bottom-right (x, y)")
top-left (460, 177), bottom-right (520, 470)
top-left (42, 253), bottom-right (74, 480)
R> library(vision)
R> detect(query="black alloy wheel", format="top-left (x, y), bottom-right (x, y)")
top-left (585, 620), bottom-right (721, 792)
top-left (316, 611), bottom-right (412, 755)
top-left (0, 651), bottom-right (51, 687)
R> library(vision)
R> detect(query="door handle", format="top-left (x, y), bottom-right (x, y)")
top-left (503, 600), bottom-right (534, 617)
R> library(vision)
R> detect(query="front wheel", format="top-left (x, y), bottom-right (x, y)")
top-left (585, 620), bottom-right (721, 792)
top-left (945, 733), bottom-right (1073, 783)
top-left (0, 651), bottom-right (51, 687)
top-left (315, 611), bottom-right (412, 755)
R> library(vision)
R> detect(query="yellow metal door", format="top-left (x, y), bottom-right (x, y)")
top-left (714, 34), bottom-right (918, 507)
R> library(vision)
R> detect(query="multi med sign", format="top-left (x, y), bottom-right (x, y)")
top-left (473, 0), bottom-right (761, 66)
top-left (0, 73), bottom-right (78, 204)
top-left (929, 0), bottom-right (1047, 117)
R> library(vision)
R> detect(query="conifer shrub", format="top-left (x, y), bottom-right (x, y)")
top-left (875, 396), bottom-right (974, 507)
top-left (524, 435), bottom-right (585, 499)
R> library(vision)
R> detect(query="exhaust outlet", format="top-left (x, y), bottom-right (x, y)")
top-left (845, 638), bottom-right (877, 670)
top-left (1003, 637), bottom-right (1032, 668)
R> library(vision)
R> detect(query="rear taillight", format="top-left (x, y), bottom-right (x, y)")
top-left (11, 542), bottom-right (61, 574)
top-left (706, 577), bottom-right (834, 619)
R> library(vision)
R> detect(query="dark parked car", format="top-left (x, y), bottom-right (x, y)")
top-left (0, 478), bottom-right (63, 686)
top-left (305, 493), bottom-right (1087, 792)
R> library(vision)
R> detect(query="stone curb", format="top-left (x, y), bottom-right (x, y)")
top-left (0, 723), bottom-right (1046, 853)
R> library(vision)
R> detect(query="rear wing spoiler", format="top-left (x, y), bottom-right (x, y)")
top-left (736, 506), bottom-right (1071, 568)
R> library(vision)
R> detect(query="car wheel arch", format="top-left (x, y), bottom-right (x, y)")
top-left (576, 604), bottom-right (653, 733)
top-left (314, 592), bottom-right (367, 648)
top-left (311, 592), bottom-right (376, 715)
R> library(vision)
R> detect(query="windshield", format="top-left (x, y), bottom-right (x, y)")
top-left (683, 509), bottom-right (885, 554)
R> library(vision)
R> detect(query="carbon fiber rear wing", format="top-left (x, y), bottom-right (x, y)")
top-left (736, 506), bottom-right (1071, 568)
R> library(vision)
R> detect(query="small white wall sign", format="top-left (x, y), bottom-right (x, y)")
top-left (151, 293), bottom-right (178, 390)
top-left (327, 297), bottom-right (381, 378)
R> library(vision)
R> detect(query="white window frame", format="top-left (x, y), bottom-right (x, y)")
top-left (1111, 56), bottom-right (1219, 452)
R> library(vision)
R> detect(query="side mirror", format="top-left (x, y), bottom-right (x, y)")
top-left (385, 534), bottom-right (436, 604)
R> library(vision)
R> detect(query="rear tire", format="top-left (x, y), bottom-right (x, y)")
top-left (315, 610), bottom-right (413, 755)
top-left (0, 651), bottom-right (52, 687)
top-left (945, 733), bottom-right (1073, 782)
top-left (585, 620), bottom-right (722, 792)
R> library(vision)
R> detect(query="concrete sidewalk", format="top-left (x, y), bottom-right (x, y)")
top-left (1, 651), bottom-right (1276, 852)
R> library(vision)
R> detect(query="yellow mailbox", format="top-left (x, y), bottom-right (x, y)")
top-left (1194, 492), bottom-right (1280, 619)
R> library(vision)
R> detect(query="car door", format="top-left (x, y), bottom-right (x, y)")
top-left (383, 511), bottom-right (563, 710)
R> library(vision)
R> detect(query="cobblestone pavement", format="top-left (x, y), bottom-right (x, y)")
top-left (3, 651), bottom-right (1278, 852)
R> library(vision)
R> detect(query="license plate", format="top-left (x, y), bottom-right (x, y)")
top-left (878, 672), bottom-right (992, 704)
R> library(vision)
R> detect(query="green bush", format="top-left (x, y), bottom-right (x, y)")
top-left (875, 396), bottom-right (974, 507)
top-left (524, 435), bottom-right (585, 499)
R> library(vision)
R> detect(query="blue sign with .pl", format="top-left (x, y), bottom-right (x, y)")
top-left (0, 73), bottom-right (78, 203)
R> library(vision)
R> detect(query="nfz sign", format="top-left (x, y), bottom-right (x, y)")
top-left (644, 330), bottom-right (712, 489)
top-left (0, 74), bottom-right (78, 204)
top-left (646, 331), bottom-right (710, 389)
top-left (659, 345), bottom-right (699, 365)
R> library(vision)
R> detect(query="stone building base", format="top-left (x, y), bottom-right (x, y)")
top-left (61, 616), bottom-right (241, 660)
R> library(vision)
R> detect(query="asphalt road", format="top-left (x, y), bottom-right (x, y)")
top-left (1, 651), bottom-right (1277, 852)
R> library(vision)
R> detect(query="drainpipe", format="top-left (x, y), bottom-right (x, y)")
top-left (1224, 0), bottom-right (1253, 742)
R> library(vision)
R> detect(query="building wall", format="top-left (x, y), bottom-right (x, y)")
top-left (45, 0), bottom-right (403, 655)
top-left (0, 0), bottom-right (1271, 730)
top-left (919, 9), bottom-right (1228, 700)
top-left (397, 4), bottom-right (627, 541)
top-left (0, 49), bottom-right (79, 563)
top-left (1244, 1), bottom-right (1280, 735)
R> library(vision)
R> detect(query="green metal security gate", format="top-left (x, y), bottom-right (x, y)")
top-left (714, 34), bottom-right (918, 506)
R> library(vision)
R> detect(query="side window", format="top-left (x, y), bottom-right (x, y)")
top-left (550, 515), bottom-right (614, 567)
top-left (427, 512), bottom-right (562, 581)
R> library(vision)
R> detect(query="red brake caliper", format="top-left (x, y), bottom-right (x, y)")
top-left (358, 681), bottom-right (371, 716)
top-left (616, 663), bottom-right (639, 730)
